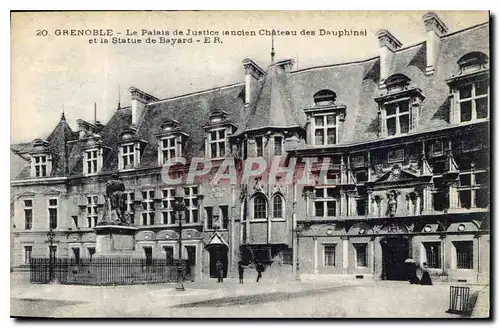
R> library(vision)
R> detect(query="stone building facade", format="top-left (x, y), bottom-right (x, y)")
top-left (11, 13), bottom-right (489, 283)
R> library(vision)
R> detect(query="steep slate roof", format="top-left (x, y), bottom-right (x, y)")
top-left (11, 118), bottom-right (75, 179)
top-left (10, 22), bottom-right (489, 179)
top-left (236, 64), bottom-right (305, 134)
top-left (138, 84), bottom-right (245, 165)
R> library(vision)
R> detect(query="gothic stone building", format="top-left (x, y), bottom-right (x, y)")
top-left (11, 13), bottom-right (490, 283)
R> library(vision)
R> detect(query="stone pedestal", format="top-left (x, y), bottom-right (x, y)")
top-left (94, 225), bottom-right (138, 258)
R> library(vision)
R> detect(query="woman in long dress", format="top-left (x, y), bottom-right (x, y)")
top-left (420, 262), bottom-right (433, 285)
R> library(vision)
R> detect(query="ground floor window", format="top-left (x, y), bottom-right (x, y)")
top-left (24, 246), bottom-right (32, 264)
top-left (423, 242), bottom-right (441, 269)
top-left (323, 244), bottom-right (336, 266)
top-left (454, 241), bottom-right (473, 269)
top-left (87, 247), bottom-right (95, 260)
top-left (163, 246), bottom-right (174, 264)
top-left (143, 246), bottom-right (153, 266)
top-left (72, 247), bottom-right (80, 263)
top-left (354, 244), bottom-right (368, 267)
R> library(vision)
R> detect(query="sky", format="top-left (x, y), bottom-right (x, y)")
top-left (10, 10), bottom-right (488, 144)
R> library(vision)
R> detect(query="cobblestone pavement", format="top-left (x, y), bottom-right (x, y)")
top-left (10, 273), bottom-right (489, 318)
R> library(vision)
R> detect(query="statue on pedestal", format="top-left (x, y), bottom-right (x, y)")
top-left (100, 173), bottom-right (129, 226)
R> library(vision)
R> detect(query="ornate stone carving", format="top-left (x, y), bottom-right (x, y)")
top-left (386, 190), bottom-right (400, 217)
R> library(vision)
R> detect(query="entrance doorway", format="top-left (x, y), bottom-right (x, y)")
top-left (208, 247), bottom-right (228, 278)
top-left (381, 237), bottom-right (410, 281)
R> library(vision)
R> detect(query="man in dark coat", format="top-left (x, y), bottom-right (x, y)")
top-left (216, 260), bottom-right (224, 283)
top-left (256, 261), bottom-right (264, 283)
top-left (238, 261), bottom-right (245, 284)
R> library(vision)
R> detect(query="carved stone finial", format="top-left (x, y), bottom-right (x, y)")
top-left (376, 29), bottom-right (402, 51)
top-left (423, 12), bottom-right (449, 35)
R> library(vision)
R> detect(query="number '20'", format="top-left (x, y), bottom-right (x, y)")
top-left (36, 29), bottom-right (48, 36)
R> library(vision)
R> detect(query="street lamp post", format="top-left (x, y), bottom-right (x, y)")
top-left (47, 228), bottom-right (55, 282)
top-left (173, 186), bottom-right (187, 291)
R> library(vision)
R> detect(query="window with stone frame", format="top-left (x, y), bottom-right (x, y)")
top-left (314, 187), bottom-right (337, 218)
top-left (274, 136), bottom-right (283, 156)
top-left (183, 187), bottom-right (199, 224)
top-left (141, 190), bottom-right (155, 225)
top-left (48, 198), bottom-right (58, 229)
top-left (120, 144), bottom-right (135, 170)
top-left (375, 74), bottom-right (424, 138)
top-left (447, 52), bottom-right (489, 124)
top-left (432, 178), bottom-right (448, 211)
top-left (252, 194), bottom-right (267, 220)
top-left (85, 149), bottom-right (99, 174)
top-left (323, 244), bottom-right (336, 266)
top-left (33, 154), bottom-right (48, 177)
top-left (354, 243), bottom-right (368, 267)
top-left (458, 170), bottom-right (489, 209)
top-left (457, 80), bottom-right (489, 122)
top-left (256, 136), bottom-right (264, 157)
top-left (125, 191), bottom-right (135, 224)
top-left (159, 136), bottom-right (178, 164)
top-left (423, 242), bottom-right (441, 269)
top-left (386, 101), bottom-right (410, 136)
top-left (24, 245), bottom-right (32, 264)
top-left (313, 114), bottom-right (338, 146)
top-left (272, 195), bottom-right (284, 219)
top-left (208, 128), bottom-right (227, 159)
top-left (24, 199), bottom-right (33, 230)
top-left (86, 195), bottom-right (99, 228)
top-left (454, 241), bottom-right (473, 269)
top-left (205, 206), bottom-right (214, 229)
top-left (161, 188), bottom-right (175, 225)
top-left (220, 205), bottom-right (229, 229)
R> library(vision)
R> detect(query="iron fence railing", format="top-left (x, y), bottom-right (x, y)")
top-left (447, 286), bottom-right (471, 315)
top-left (29, 257), bottom-right (193, 285)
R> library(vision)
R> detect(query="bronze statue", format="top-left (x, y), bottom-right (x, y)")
top-left (101, 173), bottom-right (129, 225)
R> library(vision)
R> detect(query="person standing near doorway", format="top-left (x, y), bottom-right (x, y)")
top-left (256, 261), bottom-right (264, 283)
top-left (216, 260), bottom-right (224, 283)
top-left (238, 261), bottom-right (245, 284)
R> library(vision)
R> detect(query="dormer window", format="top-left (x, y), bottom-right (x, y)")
top-left (33, 155), bottom-right (48, 177)
top-left (203, 110), bottom-right (236, 160)
top-left (209, 129), bottom-right (226, 158)
top-left (375, 74), bottom-right (425, 138)
top-left (314, 114), bottom-right (338, 145)
top-left (305, 90), bottom-right (346, 146)
top-left (118, 128), bottom-right (146, 170)
top-left (30, 139), bottom-right (52, 178)
top-left (457, 52), bottom-right (489, 74)
top-left (447, 52), bottom-right (489, 124)
top-left (386, 101), bottom-right (410, 136)
top-left (156, 120), bottom-right (186, 166)
top-left (120, 144), bottom-right (136, 169)
top-left (85, 150), bottom-right (99, 174)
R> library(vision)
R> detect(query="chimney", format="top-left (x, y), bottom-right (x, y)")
top-left (242, 58), bottom-right (265, 108)
top-left (376, 29), bottom-right (402, 88)
top-left (423, 12), bottom-right (448, 75)
top-left (276, 59), bottom-right (295, 72)
top-left (129, 87), bottom-right (159, 126)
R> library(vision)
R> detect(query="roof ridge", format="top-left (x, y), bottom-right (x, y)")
top-left (148, 82), bottom-right (244, 105)
top-left (291, 56), bottom-right (379, 74)
top-left (441, 21), bottom-right (489, 39)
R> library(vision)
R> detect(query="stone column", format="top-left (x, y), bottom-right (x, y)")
top-left (313, 237), bottom-right (318, 274)
top-left (342, 236), bottom-right (349, 273)
top-left (449, 181), bottom-right (459, 210)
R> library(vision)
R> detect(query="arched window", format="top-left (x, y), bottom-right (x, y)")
top-left (457, 52), bottom-right (488, 73)
top-left (313, 89), bottom-right (337, 105)
top-left (253, 194), bottom-right (267, 219)
top-left (272, 195), bottom-right (284, 218)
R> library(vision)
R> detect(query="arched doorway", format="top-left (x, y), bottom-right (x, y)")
top-left (380, 236), bottom-right (410, 281)
top-left (208, 247), bottom-right (228, 278)
top-left (204, 232), bottom-right (229, 279)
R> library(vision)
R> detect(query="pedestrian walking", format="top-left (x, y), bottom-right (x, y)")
top-left (238, 261), bottom-right (245, 284)
top-left (420, 262), bottom-right (433, 285)
top-left (216, 260), bottom-right (224, 283)
top-left (256, 261), bottom-right (264, 283)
